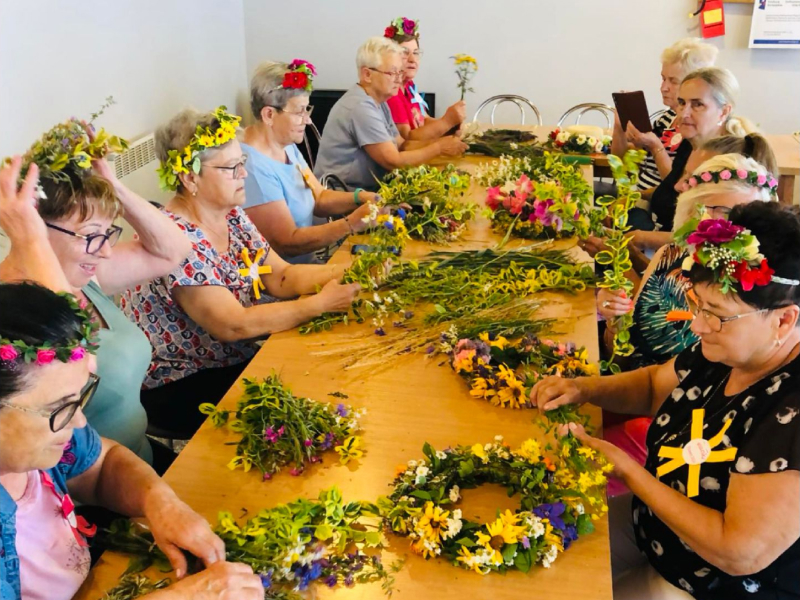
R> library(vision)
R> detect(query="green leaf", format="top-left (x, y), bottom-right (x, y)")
top-left (365, 531), bottom-right (383, 546)
top-left (514, 549), bottom-right (533, 573)
top-left (314, 523), bottom-right (333, 540)
top-left (594, 250), bottom-right (614, 265)
top-left (458, 459), bottom-right (474, 478)
top-left (192, 157), bottom-right (201, 174)
top-left (411, 490), bottom-right (431, 501)
top-left (577, 514), bottom-right (595, 535)
top-left (501, 543), bottom-right (518, 563)
top-left (123, 555), bottom-right (153, 576)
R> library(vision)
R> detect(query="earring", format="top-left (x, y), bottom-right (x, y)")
top-left (192, 188), bottom-right (198, 197)
top-left (775, 338), bottom-right (784, 348)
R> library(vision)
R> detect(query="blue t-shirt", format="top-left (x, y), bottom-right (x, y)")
top-left (241, 143), bottom-right (316, 264)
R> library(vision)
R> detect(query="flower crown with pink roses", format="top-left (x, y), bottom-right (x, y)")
top-left (0, 293), bottom-right (99, 368)
top-left (686, 168), bottom-right (779, 195)
top-left (675, 217), bottom-right (799, 294)
top-left (384, 17), bottom-right (419, 41)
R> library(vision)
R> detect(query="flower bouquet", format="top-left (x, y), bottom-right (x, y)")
top-left (199, 373), bottom-right (365, 479)
top-left (377, 164), bottom-right (476, 243)
top-left (545, 128), bottom-right (611, 155)
top-left (451, 54), bottom-right (478, 101)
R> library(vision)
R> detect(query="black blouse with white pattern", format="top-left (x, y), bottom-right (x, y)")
top-left (633, 342), bottom-right (800, 599)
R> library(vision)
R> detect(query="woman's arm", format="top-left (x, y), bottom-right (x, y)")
top-left (261, 248), bottom-right (348, 297)
top-left (631, 230), bottom-right (673, 253)
top-left (401, 102), bottom-right (466, 142)
top-left (364, 135), bottom-right (466, 170)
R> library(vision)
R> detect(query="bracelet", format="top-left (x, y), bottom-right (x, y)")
top-left (353, 188), bottom-right (364, 205)
top-left (652, 145), bottom-right (666, 156)
top-left (344, 217), bottom-right (354, 235)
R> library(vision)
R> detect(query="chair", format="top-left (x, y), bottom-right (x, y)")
top-left (314, 172), bottom-right (351, 263)
top-left (146, 423), bottom-right (192, 451)
top-left (557, 103), bottom-right (615, 129)
top-left (472, 95), bottom-right (543, 126)
top-left (649, 109), bottom-right (669, 125)
top-left (302, 122), bottom-right (322, 170)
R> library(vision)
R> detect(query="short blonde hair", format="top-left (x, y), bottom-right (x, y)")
top-left (38, 175), bottom-right (122, 222)
top-left (673, 153), bottom-right (777, 231)
top-left (661, 38), bottom-right (718, 76)
top-left (356, 36), bottom-right (402, 73)
top-left (682, 67), bottom-right (758, 137)
top-left (250, 61), bottom-right (309, 120)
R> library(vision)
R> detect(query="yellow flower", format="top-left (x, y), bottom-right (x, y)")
top-left (227, 455), bottom-right (253, 472)
top-left (515, 439), bottom-right (542, 463)
top-left (456, 546), bottom-right (486, 574)
top-left (578, 472), bottom-right (595, 492)
top-left (471, 443), bottom-right (488, 461)
top-left (416, 501), bottom-right (450, 544)
top-left (478, 332), bottom-right (509, 350)
top-left (217, 511), bottom-right (241, 535)
top-left (577, 446), bottom-right (597, 460)
top-left (335, 435), bottom-right (364, 464)
top-left (469, 377), bottom-right (497, 401)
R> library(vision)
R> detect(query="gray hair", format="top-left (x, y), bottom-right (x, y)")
top-left (682, 67), bottom-right (758, 137)
top-left (250, 61), bottom-right (310, 120)
top-left (356, 36), bottom-right (403, 74)
top-left (661, 38), bottom-right (718, 76)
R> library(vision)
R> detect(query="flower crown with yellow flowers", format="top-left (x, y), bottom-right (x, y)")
top-left (156, 106), bottom-right (241, 192)
top-left (0, 293), bottom-right (99, 368)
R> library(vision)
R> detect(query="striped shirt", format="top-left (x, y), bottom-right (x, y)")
top-left (638, 109), bottom-right (679, 190)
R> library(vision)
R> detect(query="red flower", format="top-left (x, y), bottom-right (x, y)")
top-left (549, 129), bottom-right (559, 140)
top-left (282, 72), bottom-right (309, 89)
top-left (733, 258), bottom-right (774, 291)
top-left (384, 25), bottom-right (398, 38)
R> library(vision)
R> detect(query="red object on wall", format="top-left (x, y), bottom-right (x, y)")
top-left (700, 0), bottom-right (726, 38)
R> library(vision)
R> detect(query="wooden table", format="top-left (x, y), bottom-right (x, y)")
top-left (75, 165), bottom-right (612, 600)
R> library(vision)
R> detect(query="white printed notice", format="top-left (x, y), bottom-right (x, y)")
top-left (749, 0), bottom-right (800, 48)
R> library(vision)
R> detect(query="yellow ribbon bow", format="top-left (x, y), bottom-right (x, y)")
top-left (656, 408), bottom-right (738, 498)
top-left (238, 248), bottom-right (272, 300)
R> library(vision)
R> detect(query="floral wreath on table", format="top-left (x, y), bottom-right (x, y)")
top-left (156, 105), bottom-right (241, 191)
top-left (384, 16), bottom-right (419, 41)
top-left (0, 292), bottom-right (99, 367)
top-left (675, 216), bottom-right (799, 294)
top-left (445, 331), bottom-right (598, 410)
top-left (545, 129), bottom-right (612, 155)
top-left (379, 435), bottom-right (611, 574)
top-left (278, 59), bottom-right (317, 93)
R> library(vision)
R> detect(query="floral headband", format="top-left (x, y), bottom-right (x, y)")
top-left (0, 293), bottom-right (100, 368)
top-left (156, 106), bottom-right (241, 192)
top-left (384, 17), bottom-right (419, 41)
top-left (675, 218), bottom-right (799, 293)
top-left (275, 59), bottom-right (316, 93)
top-left (686, 168), bottom-right (779, 195)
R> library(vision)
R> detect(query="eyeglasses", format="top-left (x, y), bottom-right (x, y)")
top-left (402, 49), bottom-right (424, 58)
top-left (46, 223), bottom-right (123, 255)
top-left (269, 105), bottom-right (314, 120)
top-left (686, 294), bottom-right (767, 333)
top-left (704, 205), bottom-right (732, 219)
top-left (368, 68), bottom-right (404, 81)
top-left (208, 154), bottom-right (248, 179)
top-left (0, 373), bottom-right (99, 432)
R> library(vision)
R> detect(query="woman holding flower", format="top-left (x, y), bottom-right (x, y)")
top-left (122, 107), bottom-right (360, 437)
top-left (242, 60), bottom-right (384, 264)
top-left (0, 118), bottom-right (192, 472)
top-left (0, 282), bottom-right (263, 600)
top-left (383, 17), bottom-right (467, 141)
top-left (534, 201), bottom-right (800, 599)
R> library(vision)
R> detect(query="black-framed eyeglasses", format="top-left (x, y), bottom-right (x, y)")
top-left (208, 154), bottom-right (248, 179)
top-left (0, 373), bottom-right (99, 432)
top-left (46, 223), bottom-right (123, 255)
top-left (268, 105), bottom-right (315, 120)
top-left (686, 294), bottom-right (767, 333)
top-left (368, 68), bottom-right (404, 81)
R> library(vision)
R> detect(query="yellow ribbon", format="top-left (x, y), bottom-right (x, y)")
top-left (238, 248), bottom-right (272, 300)
top-left (656, 408), bottom-right (738, 498)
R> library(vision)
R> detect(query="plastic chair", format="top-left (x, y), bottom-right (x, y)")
top-left (557, 103), bottom-right (615, 129)
top-left (472, 95), bottom-right (543, 126)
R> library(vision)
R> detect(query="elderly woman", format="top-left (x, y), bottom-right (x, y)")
top-left (383, 17), bottom-right (466, 141)
top-left (0, 282), bottom-right (262, 600)
top-left (122, 107), bottom-right (360, 437)
top-left (534, 201), bottom-right (800, 600)
top-left (314, 36), bottom-right (467, 191)
top-left (0, 123), bottom-right (192, 472)
top-left (242, 59), bottom-right (382, 264)
top-left (612, 38), bottom-right (718, 192)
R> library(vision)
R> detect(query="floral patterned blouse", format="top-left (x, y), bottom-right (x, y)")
top-left (121, 206), bottom-right (274, 389)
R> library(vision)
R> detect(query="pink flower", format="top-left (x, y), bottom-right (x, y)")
top-left (508, 193), bottom-right (527, 215)
top-left (686, 218), bottom-right (745, 246)
top-left (719, 170), bottom-right (732, 180)
top-left (516, 174), bottom-right (533, 197)
top-left (688, 177), bottom-right (699, 188)
top-left (69, 347), bottom-right (86, 362)
top-left (288, 59), bottom-right (317, 76)
top-left (36, 349), bottom-right (56, 365)
top-left (736, 169), bottom-right (748, 179)
top-left (769, 178), bottom-right (778, 189)
top-left (0, 345), bottom-right (18, 362)
top-left (290, 467), bottom-right (302, 476)
top-left (304, 439), bottom-right (313, 447)
top-left (402, 18), bottom-right (416, 35)
top-left (310, 455), bottom-right (321, 464)
top-left (700, 172), bottom-right (713, 183)
top-left (262, 472), bottom-right (272, 481)
top-left (486, 186), bottom-right (502, 211)
top-left (757, 174), bottom-right (767, 185)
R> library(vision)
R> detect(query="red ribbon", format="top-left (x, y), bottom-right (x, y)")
top-left (39, 471), bottom-right (97, 548)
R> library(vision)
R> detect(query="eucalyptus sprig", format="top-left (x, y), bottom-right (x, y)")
top-left (593, 149), bottom-right (647, 373)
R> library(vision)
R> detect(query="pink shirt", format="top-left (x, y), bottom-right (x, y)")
top-left (15, 471), bottom-right (90, 600)
top-left (387, 81), bottom-right (425, 129)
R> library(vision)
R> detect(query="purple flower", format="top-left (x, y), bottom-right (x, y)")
top-left (264, 426), bottom-right (279, 443)
top-left (344, 574), bottom-right (355, 587)
top-left (562, 524), bottom-right (578, 550)
top-left (686, 218), bottom-right (744, 246)
top-left (521, 535), bottom-right (530, 549)
top-left (324, 574), bottom-right (338, 587)
top-left (425, 345), bottom-right (436, 354)
top-left (533, 502), bottom-right (567, 531)
top-left (260, 571), bottom-right (273, 588)
top-left (375, 327), bottom-right (386, 336)
top-left (384, 220), bottom-right (394, 231)
top-left (397, 208), bottom-right (407, 219)
top-left (320, 432), bottom-right (336, 450)
top-left (336, 403), bottom-right (348, 417)
top-left (402, 18), bottom-right (416, 34)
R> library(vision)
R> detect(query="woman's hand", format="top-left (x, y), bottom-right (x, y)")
top-left (314, 279), bottom-right (361, 312)
top-left (444, 101), bottom-right (467, 127)
top-left (598, 288), bottom-right (633, 321)
top-left (577, 235), bottom-right (608, 259)
top-left (625, 122), bottom-right (661, 153)
top-left (0, 156), bottom-right (45, 243)
top-left (558, 422), bottom-right (640, 481)
top-left (146, 562), bottom-right (264, 600)
top-left (356, 190), bottom-right (381, 205)
top-left (436, 135), bottom-right (468, 157)
top-left (143, 488), bottom-right (226, 579)
top-left (529, 376), bottom-right (588, 412)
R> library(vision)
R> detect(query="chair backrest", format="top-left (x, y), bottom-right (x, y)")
top-left (302, 122), bottom-right (323, 170)
top-left (557, 103), bottom-right (614, 129)
top-left (649, 109), bottom-right (669, 124)
top-left (472, 95), bottom-right (542, 126)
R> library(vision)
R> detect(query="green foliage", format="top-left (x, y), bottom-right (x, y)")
top-left (98, 574), bottom-right (170, 600)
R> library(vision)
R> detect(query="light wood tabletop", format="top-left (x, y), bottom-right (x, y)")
top-left (75, 162), bottom-right (612, 600)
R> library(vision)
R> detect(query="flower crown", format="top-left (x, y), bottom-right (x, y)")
top-left (276, 59), bottom-right (316, 93)
top-left (675, 217), bottom-right (799, 293)
top-left (686, 168), bottom-right (779, 195)
top-left (156, 106), bottom-right (241, 192)
top-left (0, 293), bottom-right (100, 368)
top-left (384, 17), bottom-right (419, 41)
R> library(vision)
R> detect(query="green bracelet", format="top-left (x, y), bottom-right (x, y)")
top-left (353, 188), bottom-right (364, 205)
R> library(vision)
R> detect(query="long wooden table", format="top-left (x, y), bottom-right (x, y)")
top-left (75, 161), bottom-right (612, 599)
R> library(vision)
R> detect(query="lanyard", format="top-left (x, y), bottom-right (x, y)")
top-left (39, 471), bottom-right (96, 548)
top-left (407, 83), bottom-right (429, 116)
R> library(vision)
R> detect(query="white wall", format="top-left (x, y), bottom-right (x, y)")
top-left (241, 0), bottom-right (800, 133)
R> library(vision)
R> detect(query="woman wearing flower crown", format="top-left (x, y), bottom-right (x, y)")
top-left (534, 200), bottom-right (800, 599)
top-left (0, 117), bottom-right (192, 472)
top-left (383, 17), bottom-right (467, 141)
top-left (0, 281), bottom-right (264, 600)
top-left (122, 107), bottom-right (361, 437)
top-left (241, 59), bottom-right (384, 264)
